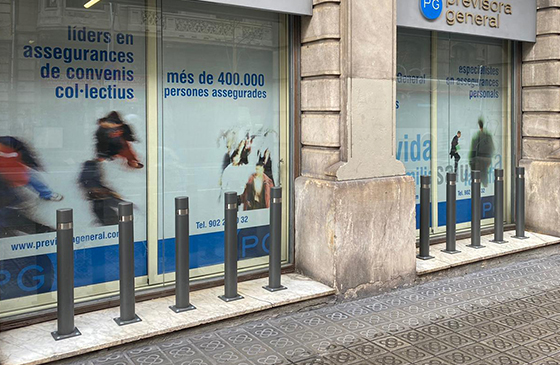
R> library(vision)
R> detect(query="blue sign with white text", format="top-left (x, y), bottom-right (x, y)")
top-left (420, 0), bottom-right (442, 20)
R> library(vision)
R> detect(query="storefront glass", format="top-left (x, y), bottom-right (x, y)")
top-left (0, 0), bottom-right (290, 318)
top-left (397, 29), bottom-right (512, 232)
top-left (158, 1), bottom-right (290, 284)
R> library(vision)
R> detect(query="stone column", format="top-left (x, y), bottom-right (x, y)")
top-left (521, 0), bottom-right (560, 236)
top-left (296, 0), bottom-right (416, 297)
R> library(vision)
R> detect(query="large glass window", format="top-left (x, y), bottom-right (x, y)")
top-left (0, 0), bottom-right (290, 318)
top-left (397, 29), bottom-right (512, 232)
top-left (157, 1), bottom-right (290, 284)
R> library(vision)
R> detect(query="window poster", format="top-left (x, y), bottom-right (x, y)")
top-left (0, 3), bottom-right (147, 302)
top-left (397, 30), bottom-right (507, 229)
top-left (159, 4), bottom-right (283, 275)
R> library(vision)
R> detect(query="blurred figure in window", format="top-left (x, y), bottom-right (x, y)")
top-left (240, 161), bottom-right (272, 211)
top-left (78, 159), bottom-right (123, 226)
top-left (259, 148), bottom-right (275, 185)
top-left (469, 118), bottom-right (495, 187)
top-left (0, 136), bottom-right (63, 201)
top-left (95, 111), bottom-right (144, 169)
top-left (0, 174), bottom-right (53, 238)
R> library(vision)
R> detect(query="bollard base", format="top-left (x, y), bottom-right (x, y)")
top-left (218, 294), bottom-right (244, 302)
top-left (169, 304), bottom-right (196, 313)
top-left (416, 254), bottom-right (434, 260)
top-left (466, 244), bottom-right (485, 249)
top-left (113, 314), bottom-right (142, 326)
top-left (263, 285), bottom-right (287, 292)
top-left (51, 328), bottom-right (81, 341)
top-left (512, 235), bottom-right (529, 240)
top-left (441, 249), bottom-right (461, 254)
top-left (490, 239), bottom-right (508, 244)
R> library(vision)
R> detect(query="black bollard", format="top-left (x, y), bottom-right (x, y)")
top-left (51, 209), bottom-right (81, 341)
top-left (417, 176), bottom-right (434, 260)
top-left (490, 169), bottom-right (508, 244)
top-left (467, 170), bottom-right (484, 249)
top-left (170, 197), bottom-right (196, 313)
top-left (219, 192), bottom-right (243, 302)
top-left (114, 202), bottom-right (142, 325)
top-left (264, 187), bottom-right (287, 292)
top-left (513, 167), bottom-right (529, 239)
top-left (442, 173), bottom-right (460, 254)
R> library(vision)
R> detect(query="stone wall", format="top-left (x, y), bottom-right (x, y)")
top-left (521, 0), bottom-right (560, 236)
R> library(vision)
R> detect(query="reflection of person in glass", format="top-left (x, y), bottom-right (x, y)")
top-left (95, 111), bottom-right (144, 169)
top-left (449, 131), bottom-right (461, 173)
top-left (240, 160), bottom-right (272, 211)
top-left (469, 119), bottom-right (495, 186)
top-left (0, 136), bottom-right (63, 201)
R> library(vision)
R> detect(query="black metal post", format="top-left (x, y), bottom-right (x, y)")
top-left (264, 187), bottom-right (286, 292)
top-left (513, 166), bottom-right (529, 239)
top-left (490, 169), bottom-right (507, 244)
top-left (51, 209), bottom-right (81, 341)
top-left (417, 176), bottom-right (434, 260)
top-left (443, 173), bottom-right (460, 254)
top-left (114, 202), bottom-right (141, 325)
top-left (219, 192), bottom-right (243, 302)
top-left (467, 170), bottom-right (484, 249)
top-left (170, 197), bottom-right (196, 313)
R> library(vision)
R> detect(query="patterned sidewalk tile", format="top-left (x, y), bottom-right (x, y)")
top-left (70, 255), bottom-right (560, 365)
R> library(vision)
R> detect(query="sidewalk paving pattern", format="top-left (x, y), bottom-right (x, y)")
top-left (67, 255), bottom-right (560, 365)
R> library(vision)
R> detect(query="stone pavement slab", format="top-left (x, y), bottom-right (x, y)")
top-left (0, 274), bottom-right (334, 365)
top-left (416, 231), bottom-right (560, 275)
top-left (54, 253), bottom-right (560, 365)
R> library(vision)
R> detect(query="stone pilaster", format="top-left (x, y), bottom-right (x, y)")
top-left (295, 0), bottom-right (416, 297)
top-left (521, 0), bottom-right (560, 236)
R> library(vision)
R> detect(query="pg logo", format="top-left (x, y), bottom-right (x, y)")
top-left (420, 0), bottom-right (442, 20)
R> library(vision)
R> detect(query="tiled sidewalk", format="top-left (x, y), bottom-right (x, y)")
top-left (65, 255), bottom-right (560, 365)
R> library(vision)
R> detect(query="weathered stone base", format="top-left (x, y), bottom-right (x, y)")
top-left (520, 159), bottom-right (560, 237)
top-left (294, 175), bottom-right (416, 298)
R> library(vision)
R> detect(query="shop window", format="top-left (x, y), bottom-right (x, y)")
top-left (396, 29), bottom-right (513, 233)
top-left (0, 0), bottom-right (290, 318)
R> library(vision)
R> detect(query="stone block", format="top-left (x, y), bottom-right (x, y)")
top-left (301, 41), bottom-right (340, 77)
top-left (523, 113), bottom-right (560, 138)
top-left (538, 0), bottom-right (560, 9)
top-left (523, 35), bottom-right (560, 62)
top-left (537, 8), bottom-right (560, 35)
top-left (520, 159), bottom-right (560, 237)
top-left (301, 146), bottom-right (340, 179)
top-left (301, 78), bottom-right (340, 112)
top-left (336, 78), bottom-right (405, 179)
top-left (522, 138), bottom-right (560, 159)
top-left (523, 88), bottom-right (560, 112)
top-left (523, 62), bottom-right (560, 86)
top-left (301, 3), bottom-right (340, 43)
top-left (301, 113), bottom-right (340, 148)
top-left (349, 0), bottom-right (394, 80)
top-left (295, 175), bottom-right (416, 297)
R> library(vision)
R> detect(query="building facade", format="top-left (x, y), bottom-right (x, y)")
top-left (1, 0), bottom-right (558, 328)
